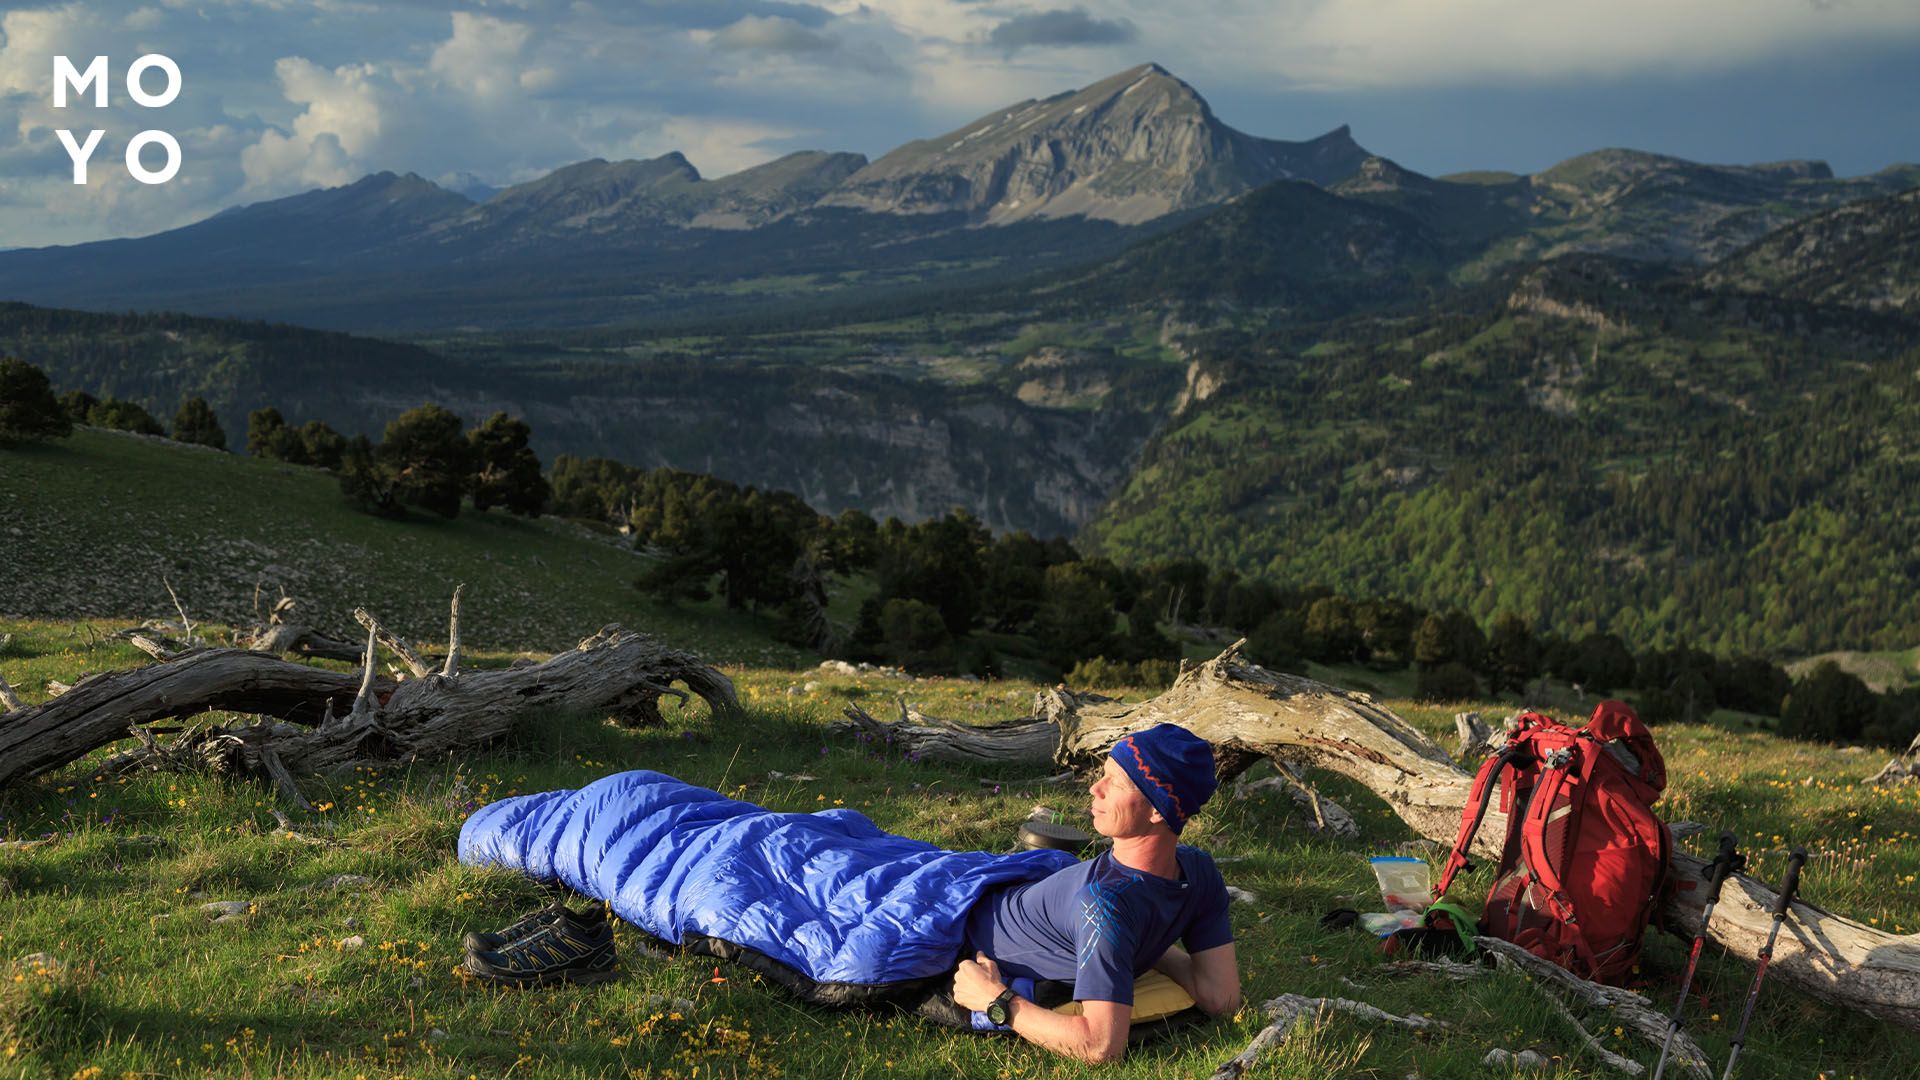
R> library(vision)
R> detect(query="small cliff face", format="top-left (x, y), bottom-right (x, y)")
top-left (816, 64), bottom-right (1369, 224)
top-left (355, 356), bottom-right (1184, 537)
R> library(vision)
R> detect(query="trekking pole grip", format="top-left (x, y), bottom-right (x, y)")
top-left (1708, 833), bottom-right (1737, 883)
top-left (1714, 831), bottom-right (1737, 866)
top-left (1704, 832), bottom-right (1741, 902)
top-left (1773, 848), bottom-right (1808, 916)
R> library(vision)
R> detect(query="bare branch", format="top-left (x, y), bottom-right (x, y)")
top-left (1374, 959), bottom-right (1490, 981)
top-left (0, 672), bottom-right (23, 713)
top-left (162, 576), bottom-right (195, 647)
top-left (127, 633), bottom-right (186, 662)
top-left (352, 608), bottom-right (432, 679)
top-left (258, 746), bottom-right (314, 812)
top-left (1211, 993), bottom-right (1446, 1080)
top-left (1478, 937), bottom-right (1706, 1079)
top-left (348, 624), bottom-right (380, 726)
top-left (440, 584), bottom-right (464, 678)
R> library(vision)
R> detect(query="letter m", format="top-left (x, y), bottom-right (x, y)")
top-left (54, 56), bottom-right (108, 108)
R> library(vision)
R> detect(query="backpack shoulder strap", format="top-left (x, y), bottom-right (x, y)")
top-left (1433, 743), bottom-right (1530, 900)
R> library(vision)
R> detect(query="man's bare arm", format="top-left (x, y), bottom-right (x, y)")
top-left (1006, 996), bottom-right (1131, 1064)
top-left (1154, 942), bottom-right (1241, 1015)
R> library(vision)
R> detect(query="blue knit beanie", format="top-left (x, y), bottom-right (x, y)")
top-left (1109, 723), bottom-right (1216, 834)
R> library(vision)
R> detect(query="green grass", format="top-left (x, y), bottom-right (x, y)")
top-left (4, 630), bottom-right (1919, 1077)
top-left (1785, 647), bottom-right (1920, 694)
top-left (0, 428), bottom-right (807, 664)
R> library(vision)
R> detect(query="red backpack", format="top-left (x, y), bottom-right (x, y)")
top-left (1433, 701), bottom-right (1672, 984)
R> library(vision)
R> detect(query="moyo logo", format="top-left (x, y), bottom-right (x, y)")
top-left (54, 54), bottom-right (182, 185)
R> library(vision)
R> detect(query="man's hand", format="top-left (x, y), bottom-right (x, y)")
top-left (953, 951), bottom-right (1006, 1012)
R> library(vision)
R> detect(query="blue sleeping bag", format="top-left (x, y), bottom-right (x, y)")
top-left (458, 769), bottom-right (1078, 1003)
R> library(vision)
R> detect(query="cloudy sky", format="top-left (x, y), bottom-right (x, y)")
top-left (3, 0), bottom-right (1918, 248)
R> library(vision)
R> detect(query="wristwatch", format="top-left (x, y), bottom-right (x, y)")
top-left (986, 987), bottom-right (1018, 1027)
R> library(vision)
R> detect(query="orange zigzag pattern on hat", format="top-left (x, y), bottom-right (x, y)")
top-left (1118, 735), bottom-right (1185, 822)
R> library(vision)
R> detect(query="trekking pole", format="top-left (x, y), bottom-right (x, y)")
top-left (1719, 847), bottom-right (1807, 1080)
top-left (1652, 832), bottom-right (1745, 1080)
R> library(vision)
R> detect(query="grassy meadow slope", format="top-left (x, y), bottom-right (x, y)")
top-left (0, 427), bottom-right (804, 663)
top-left (1, 627), bottom-right (1917, 1078)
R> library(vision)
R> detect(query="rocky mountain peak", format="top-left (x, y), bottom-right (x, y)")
top-left (816, 64), bottom-right (1370, 225)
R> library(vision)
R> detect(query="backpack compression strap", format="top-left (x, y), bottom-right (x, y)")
top-left (1433, 744), bottom-right (1530, 901)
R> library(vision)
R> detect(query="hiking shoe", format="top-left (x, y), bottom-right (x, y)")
top-left (463, 919), bottom-right (618, 987)
top-left (462, 902), bottom-right (606, 954)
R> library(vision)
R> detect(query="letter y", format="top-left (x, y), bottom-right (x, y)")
top-left (56, 129), bottom-right (105, 184)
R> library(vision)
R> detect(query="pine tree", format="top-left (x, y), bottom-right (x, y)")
top-left (381, 404), bottom-right (469, 518)
top-left (172, 397), bottom-right (226, 450)
top-left (0, 358), bottom-right (73, 447)
top-left (468, 411), bottom-right (548, 516)
top-left (1485, 612), bottom-right (1540, 694)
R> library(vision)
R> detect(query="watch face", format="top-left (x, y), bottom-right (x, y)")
top-left (987, 1000), bottom-right (1010, 1025)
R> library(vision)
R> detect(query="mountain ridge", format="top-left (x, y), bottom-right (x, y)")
top-left (0, 63), bottom-right (1916, 332)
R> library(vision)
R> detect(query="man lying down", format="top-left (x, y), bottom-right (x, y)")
top-left (457, 723), bottom-right (1242, 1064)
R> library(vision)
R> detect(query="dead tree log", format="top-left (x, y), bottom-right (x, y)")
top-left (839, 697), bottom-right (1059, 765)
top-left (0, 652), bottom-right (379, 787)
top-left (832, 643), bottom-right (1920, 1031)
top-left (0, 622), bottom-right (736, 789)
top-left (207, 624), bottom-right (738, 777)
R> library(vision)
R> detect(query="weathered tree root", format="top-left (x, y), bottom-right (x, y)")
top-left (832, 641), bottom-right (1920, 1031)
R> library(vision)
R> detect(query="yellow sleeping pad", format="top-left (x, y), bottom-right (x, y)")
top-left (1049, 970), bottom-right (1196, 1022)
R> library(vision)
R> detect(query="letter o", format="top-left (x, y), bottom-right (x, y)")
top-left (125, 130), bottom-right (181, 185)
top-left (126, 54), bottom-right (181, 108)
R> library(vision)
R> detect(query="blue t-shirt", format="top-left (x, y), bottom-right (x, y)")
top-left (962, 845), bottom-right (1232, 1005)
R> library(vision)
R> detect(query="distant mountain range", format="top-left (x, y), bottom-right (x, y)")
top-left (3, 61), bottom-right (1912, 333)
